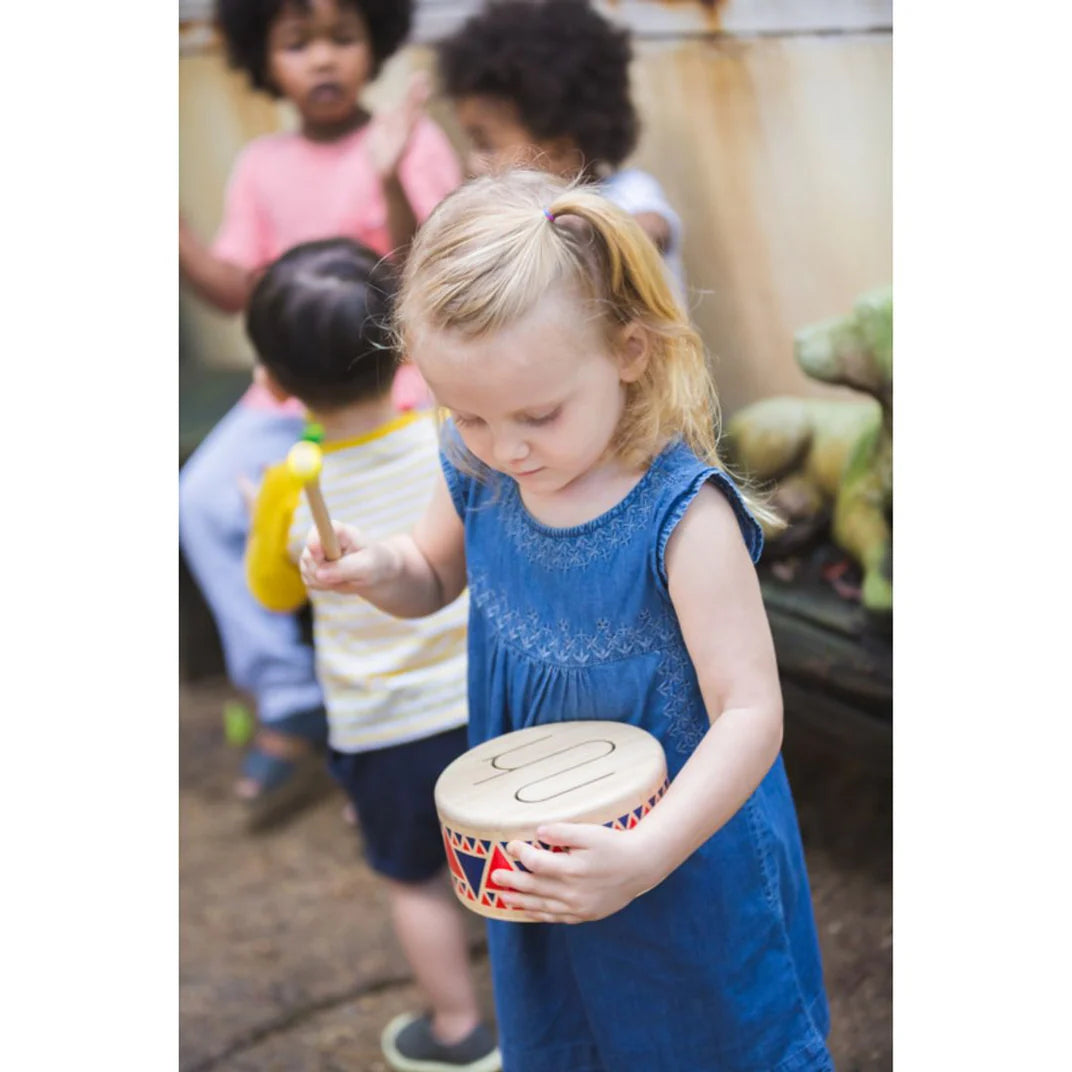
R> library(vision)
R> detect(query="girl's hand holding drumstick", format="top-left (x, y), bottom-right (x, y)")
top-left (291, 441), bottom-right (397, 595)
top-left (298, 510), bottom-right (402, 597)
top-left (298, 467), bottom-right (455, 618)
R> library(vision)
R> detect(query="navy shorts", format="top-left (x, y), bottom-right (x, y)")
top-left (327, 724), bottom-right (468, 884)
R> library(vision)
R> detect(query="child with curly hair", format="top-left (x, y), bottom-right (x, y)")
top-left (436, 0), bottom-right (686, 297)
top-left (180, 0), bottom-right (461, 825)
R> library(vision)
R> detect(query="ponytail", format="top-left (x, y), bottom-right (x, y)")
top-left (542, 188), bottom-right (723, 478)
top-left (397, 170), bottom-right (779, 528)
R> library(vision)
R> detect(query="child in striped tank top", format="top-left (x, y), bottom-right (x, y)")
top-left (244, 237), bottom-right (500, 1072)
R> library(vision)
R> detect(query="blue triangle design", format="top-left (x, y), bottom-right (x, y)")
top-left (456, 850), bottom-right (486, 896)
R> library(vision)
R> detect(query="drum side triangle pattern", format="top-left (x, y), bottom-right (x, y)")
top-left (455, 847), bottom-right (488, 898)
top-left (443, 831), bottom-right (467, 884)
top-left (484, 846), bottom-right (515, 893)
top-left (442, 777), bottom-right (669, 916)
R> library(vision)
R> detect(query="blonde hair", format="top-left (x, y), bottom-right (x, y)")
top-left (397, 170), bottom-right (776, 525)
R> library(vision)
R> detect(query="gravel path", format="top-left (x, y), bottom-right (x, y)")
top-left (180, 678), bottom-right (891, 1071)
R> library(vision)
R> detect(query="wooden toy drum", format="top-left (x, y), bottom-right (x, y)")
top-left (435, 721), bottom-right (668, 921)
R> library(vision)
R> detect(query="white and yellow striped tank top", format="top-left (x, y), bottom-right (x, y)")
top-left (251, 411), bottom-right (469, 753)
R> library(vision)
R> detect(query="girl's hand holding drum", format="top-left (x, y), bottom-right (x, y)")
top-left (494, 817), bottom-right (667, 925)
top-left (435, 722), bottom-right (670, 924)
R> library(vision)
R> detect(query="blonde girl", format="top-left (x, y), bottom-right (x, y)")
top-left (301, 171), bottom-right (832, 1072)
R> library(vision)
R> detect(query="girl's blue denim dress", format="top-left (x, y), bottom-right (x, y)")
top-left (443, 436), bottom-right (833, 1072)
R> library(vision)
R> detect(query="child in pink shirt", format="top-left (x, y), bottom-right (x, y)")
top-left (179, 0), bottom-right (461, 827)
top-left (208, 102), bottom-right (458, 273)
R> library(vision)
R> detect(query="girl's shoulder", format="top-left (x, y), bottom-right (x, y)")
top-left (651, 442), bottom-right (764, 576)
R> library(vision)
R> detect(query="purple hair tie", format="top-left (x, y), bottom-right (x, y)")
top-left (543, 208), bottom-right (556, 223)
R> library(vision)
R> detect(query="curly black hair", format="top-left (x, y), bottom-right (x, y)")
top-left (216, 0), bottom-right (412, 95)
top-left (246, 238), bottom-right (400, 411)
top-left (437, 0), bottom-right (638, 169)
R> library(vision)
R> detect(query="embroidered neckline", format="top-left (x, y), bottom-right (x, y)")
top-left (488, 441), bottom-right (689, 572)
top-left (510, 440), bottom-right (678, 538)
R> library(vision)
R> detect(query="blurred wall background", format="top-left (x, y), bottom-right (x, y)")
top-left (179, 0), bottom-right (891, 418)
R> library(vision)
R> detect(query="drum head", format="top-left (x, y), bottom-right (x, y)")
top-left (435, 721), bottom-right (667, 843)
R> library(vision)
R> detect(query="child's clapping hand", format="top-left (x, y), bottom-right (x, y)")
top-left (364, 71), bottom-right (431, 181)
top-left (299, 522), bottom-right (399, 594)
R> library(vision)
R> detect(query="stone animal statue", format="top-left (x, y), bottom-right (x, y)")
top-left (726, 286), bottom-right (892, 613)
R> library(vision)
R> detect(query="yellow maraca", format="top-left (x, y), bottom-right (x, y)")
top-left (287, 439), bottom-right (341, 561)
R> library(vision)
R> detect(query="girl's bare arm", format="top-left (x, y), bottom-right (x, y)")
top-left (635, 484), bottom-right (784, 878)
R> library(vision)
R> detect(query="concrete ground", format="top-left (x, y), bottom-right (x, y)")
top-left (180, 678), bottom-right (891, 1071)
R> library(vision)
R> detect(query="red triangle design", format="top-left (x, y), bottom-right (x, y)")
top-left (443, 832), bottom-right (467, 884)
top-left (484, 845), bottom-right (516, 892)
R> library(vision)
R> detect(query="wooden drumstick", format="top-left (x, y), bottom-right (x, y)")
top-left (286, 440), bottom-right (341, 561)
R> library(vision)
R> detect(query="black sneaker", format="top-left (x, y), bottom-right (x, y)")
top-left (380, 1012), bottom-right (502, 1072)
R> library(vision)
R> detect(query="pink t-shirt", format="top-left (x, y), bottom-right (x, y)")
top-left (213, 115), bottom-right (462, 268)
top-left (214, 115), bottom-right (456, 414)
